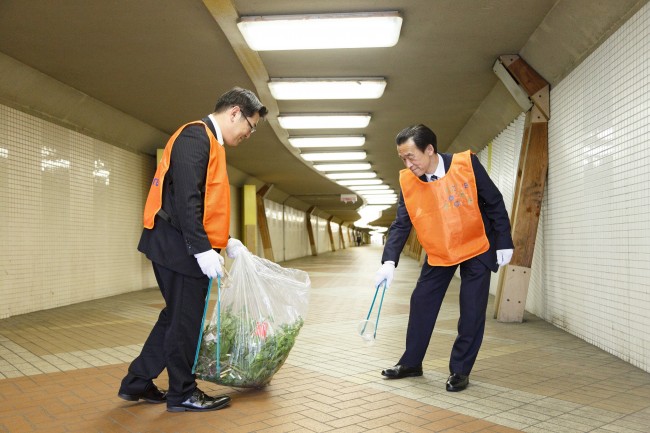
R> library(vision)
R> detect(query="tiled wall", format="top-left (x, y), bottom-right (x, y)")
top-left (263, 199), bottom-right (346, 263)
top-left (0, 104), bottom-right (157, 319)
top-left (0, 103), bottom-right (345, 318)
top-left (264, 199), bottom-right (310, 262)
top-left (535, 3), bottom-right (649, 372)
top-left (479, 3), bottom-right (650, 372)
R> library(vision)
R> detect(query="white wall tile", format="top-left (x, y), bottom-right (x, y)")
top-left (0, 105), bottom-right (156, 318)
top-left (481, 2), bottom-right (650, 372)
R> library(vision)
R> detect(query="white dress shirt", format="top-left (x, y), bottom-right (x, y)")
top-left (425, 154), bottom-right (446, 181)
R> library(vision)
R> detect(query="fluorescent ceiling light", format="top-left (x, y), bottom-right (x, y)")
top-left (279, 114), bottom-right (371, 129)
top-left (313, 163), bottom-right (371, 171)
top-left (238, 12), bottom-right (402, 51)
top-left (300, 151), bottom-right (366, 162)
top-left (289, 136), bottom-right (365, 148)
top-left (338, 179), bottom-right (382, 186)
top-left (361, 194), bottom-right (397, 200)
top-left (359, 191), bottom-right (396, 196)
top-left (365, 197), bottom-right (398, 205)
top-left (326, 172), bottom-right (376, 180)
top-left (356, 204), bottom-right (391, 224)
top-left (357, 189), bottom-right (395, 195)
top-left (361, 205), bottom-right (391, 212)
top-left (269, 78), bottom-right (386, 100)
top-left (351, 185), bottom-right (390, 191)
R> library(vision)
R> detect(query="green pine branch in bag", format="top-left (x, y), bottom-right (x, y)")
top-left (196, 309), bottom-right (304, 388)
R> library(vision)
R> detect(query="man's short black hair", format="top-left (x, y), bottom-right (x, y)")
top-left (214, 87), bottom-right (268, 118)
top-left (396, 124), bottom-right (437, 153)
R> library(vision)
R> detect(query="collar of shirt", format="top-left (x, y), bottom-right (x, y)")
top-left (426, 154), bottom-right (446, 181)
top-left (207, 113), bottom-right (224, 146)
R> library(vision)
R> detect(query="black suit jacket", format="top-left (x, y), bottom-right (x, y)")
top-left (138, 117), bottom-right (220, 277)
top-left (382, 152), bottom-right (513, 273)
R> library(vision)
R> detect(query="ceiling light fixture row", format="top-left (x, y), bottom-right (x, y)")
top-left (289, 136), bottom-right (365, 149)
top-left (326, 172), bottom-right (377, 180)
top-left (279, 114), bottom-right (371, 130)
top-left (269, 78), bottom-right (387, 100)
top-left (357, 189), bottom-right (395, 195)
top-left (238, 11), bottom-right (403, 51)
top-left (238, 11), bottom-right (403, 207)
top-left (313, 163), bottom-right (371, 171)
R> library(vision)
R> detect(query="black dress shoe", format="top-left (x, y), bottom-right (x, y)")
top-left (446, 373), bottom-right (469, 392)
top-left (167, 388), bottom-right (231, 412)
top-left (118, 384), bottom-right (167, 404)
top-left (381, 364), bottom-right (423, 379)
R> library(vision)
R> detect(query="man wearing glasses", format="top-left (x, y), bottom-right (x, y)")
top-left (118, 87), bottom-right (267, 412)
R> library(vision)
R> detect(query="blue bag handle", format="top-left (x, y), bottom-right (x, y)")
top-left (216, 274), bottom-right (222, 376)
top-left (191, 275), bottom-right (220, 374)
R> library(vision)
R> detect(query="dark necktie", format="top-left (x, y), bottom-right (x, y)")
top-left (429, 175), bottom-right (437, 182)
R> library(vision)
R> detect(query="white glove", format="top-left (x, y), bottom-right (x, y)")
top-left (194, 249), bottom-right (224, 279)
top-left (374, 261), bottom-right (395, 288)
top-left (225, 238), bottom-right (247, 259)
top-left (496, 249), bottom-right (513, 267)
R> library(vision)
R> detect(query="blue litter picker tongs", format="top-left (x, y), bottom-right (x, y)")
top-left (358, 280), bottom-right (388, 342)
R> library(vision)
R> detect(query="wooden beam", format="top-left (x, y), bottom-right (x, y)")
top-left (306, 206), bottom-right (317, 256)
top-left (326, 216), bottom-right (336, 252)
top-left (494, 55), bottom-right (549, 323)
top-left (495, 109), bottom-right (548, 321)
top-left (531, 85), bottom-right (550, 120)
top-left (513, 110), bottom-right (548, 266)
top-left (495, 265), bottom-right (532, 322)
top-left (499, 55), bottom-right (547, 97)
top-left (404, 227), bottom-right (423, 262)
top-left (256, 184), bottom-right (274, 262)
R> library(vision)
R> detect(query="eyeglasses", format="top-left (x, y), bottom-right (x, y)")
top-left (240, 110), bottom-right (256, 134)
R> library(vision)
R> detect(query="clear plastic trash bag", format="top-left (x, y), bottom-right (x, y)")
top-left (195, 250), bottom-right (310, 388)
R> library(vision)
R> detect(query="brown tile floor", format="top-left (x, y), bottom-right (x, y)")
top-left (2, 245), bottom-right (650, 432)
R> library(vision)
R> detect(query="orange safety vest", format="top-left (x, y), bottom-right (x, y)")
top-left (143, 121), bottom-right (230, 248)
top-left (399, 150), bottom-right (489, 266)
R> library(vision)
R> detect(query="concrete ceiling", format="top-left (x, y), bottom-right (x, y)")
top-left (0, 0), bottom-right (645, 228)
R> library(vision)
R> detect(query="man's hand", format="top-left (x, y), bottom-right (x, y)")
top-left (194, 249), bottom-right (224, 278)
top-left (226, 238), bottom-right (247, 259)
top-left (374, 261), bottom-right (395, 288)
top-left (496, 249), bottom-right (513, 267)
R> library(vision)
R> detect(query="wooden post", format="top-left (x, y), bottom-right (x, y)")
top-left (241, 184), bottom-right (257, 253)
top-left (339, 223), bottom-right (346, 249)
top-left (494, 55), bottom-right (549, 323)
top-left (305, 206), bottom-right (318, 256)
top-left (326, 216), bottom-right (336, 252)
top-left (404, 227), bottom-right (423, 262)
top-left (256, 184), bottom-right (274, 261)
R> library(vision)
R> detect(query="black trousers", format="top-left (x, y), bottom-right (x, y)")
top-left (119, 262), bottom-right (209, 405)
top-left (398, 256), bottom-right (492, 375)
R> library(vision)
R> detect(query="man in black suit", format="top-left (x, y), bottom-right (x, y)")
top-left (376, 124), bottom-right (513, 392)
top-left (118, 87), bottom-right (267, 412)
